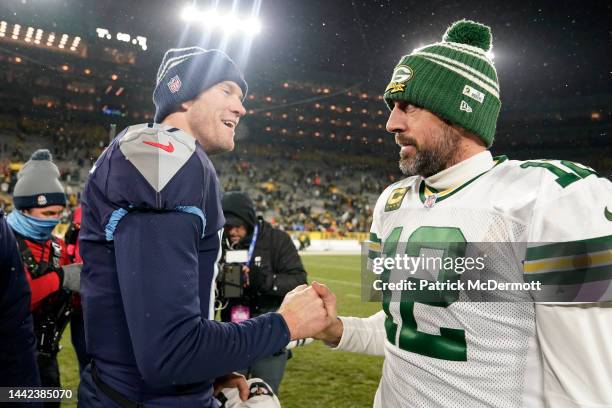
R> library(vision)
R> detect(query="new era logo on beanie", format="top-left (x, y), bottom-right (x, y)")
top-left (12, 149), bottom-right (67, 210)
top-left (383, 19), bottom-right (501, 147)
top-left (153, 47), bottom-right (248, 123)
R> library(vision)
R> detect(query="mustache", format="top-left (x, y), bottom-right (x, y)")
top-left (395, 134), bottom-right (418, 147)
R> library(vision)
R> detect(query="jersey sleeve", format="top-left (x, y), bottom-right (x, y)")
top-left (333, 311), bottom-right (387, 356)
top-left (333, 186), bottom-right (398, 356)
top-left (114, 211), bottom-right (290, 386)
top-left (523, 167), bottom-right (612, 302)
top-left (523, 164), bottom-right (612, 407)
top-left (535, 302), bottom-right (612, 407)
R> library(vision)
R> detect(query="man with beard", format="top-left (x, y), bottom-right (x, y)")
top-left (313, 20), bottom-right (612, 407)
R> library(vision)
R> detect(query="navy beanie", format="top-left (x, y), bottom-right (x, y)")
top-left (12, 149), bottom-right (67, 210)
top-left (153, 47), bottom-right (248, 123)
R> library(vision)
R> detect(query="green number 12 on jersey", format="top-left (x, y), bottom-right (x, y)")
top-left (381, 226), bottom-right (468, 361)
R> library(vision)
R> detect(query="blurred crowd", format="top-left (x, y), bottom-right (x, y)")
top-left (1, 127), bottom-right (399, 233)
top-left (1, 117), bottom-right (610, 233)
top-left (214, 146), bottom-right (398, 233)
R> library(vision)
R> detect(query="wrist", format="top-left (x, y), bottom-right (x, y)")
top-left (278, 309), bottom-right (299, 340)
top-left (318, 317), bottom-right (344, 347)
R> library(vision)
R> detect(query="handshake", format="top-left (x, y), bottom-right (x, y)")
top-left (276, 282), bottom-right (344, 346)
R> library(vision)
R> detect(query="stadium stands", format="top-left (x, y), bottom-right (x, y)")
top-left (0, 37), bottom-right (610, 230)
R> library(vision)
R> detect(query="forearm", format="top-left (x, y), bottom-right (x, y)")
top-left (115, 212), bottom-right (291, 386)
top-left (134, 312), bottom-right (290, 385)
top-left (331, 311), bottom-right (387, 356)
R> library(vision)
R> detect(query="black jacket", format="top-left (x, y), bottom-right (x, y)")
top-left (0, 212), bottom-right (41, 389)
top-left (221, 218), bottom-right (307, 318)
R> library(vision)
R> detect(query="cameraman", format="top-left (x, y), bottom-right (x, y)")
top-left (220, 191), bottom-right (307, 395)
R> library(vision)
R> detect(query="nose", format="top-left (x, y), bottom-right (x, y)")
top-left (232, 98), bottom-right (247, 118)
top-left (386, 102), bottom-right (407, 134)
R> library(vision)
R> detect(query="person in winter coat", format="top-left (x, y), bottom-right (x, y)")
top-left (6, 149), bottom-right (81, 408)
top-left (220, 191), bottom-right (308, 395)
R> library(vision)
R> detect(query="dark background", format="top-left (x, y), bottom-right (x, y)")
top-left (2, 0), bottom-right (610, 106)
top-left (0, 0), bottom-right (610, 171)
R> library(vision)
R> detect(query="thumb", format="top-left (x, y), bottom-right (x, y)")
top-left (312, 281), bottom-right (334, 302)
top-left (289, 284), bottom-right (308, 294)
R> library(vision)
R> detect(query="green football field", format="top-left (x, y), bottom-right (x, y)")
top-left (57, 254), bottom-right (384, 407)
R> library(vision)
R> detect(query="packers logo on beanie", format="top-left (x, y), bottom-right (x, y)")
top-left (152, 47), bottom-right (248, 123)
top-left (12, 149), bottom-right (67, 210)
top-left (383, 19), bottom-right (501, 147)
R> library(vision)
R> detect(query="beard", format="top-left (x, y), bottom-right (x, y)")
top-left (398, 123), bottom-right (462, 178)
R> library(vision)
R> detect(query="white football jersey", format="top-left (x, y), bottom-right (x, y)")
top-left (337, 151), bottom-right (612, 407)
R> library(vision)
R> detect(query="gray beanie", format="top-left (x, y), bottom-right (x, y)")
top-left (12, 149), bottom-right (67, 210)
top-left (153, 47), bottom-right (248, 123)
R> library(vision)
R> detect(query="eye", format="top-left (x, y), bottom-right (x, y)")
top-left (221, 87), bottom-right (231, 96)
top-left (395, 101), bottom-right (409, 112)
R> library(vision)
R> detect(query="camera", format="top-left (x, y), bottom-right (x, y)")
top-left (217, 249), bottom-right (249, 299)
top-left (218, 263), bottom-right (243, 299)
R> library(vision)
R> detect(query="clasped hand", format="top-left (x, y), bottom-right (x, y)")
top-left (277, 281), bottom-right (342, 344)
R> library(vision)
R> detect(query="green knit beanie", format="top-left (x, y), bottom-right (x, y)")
top-left (383, 19), bottom-right (500, 147)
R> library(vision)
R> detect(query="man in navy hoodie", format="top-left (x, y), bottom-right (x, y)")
top-left (78, 47), bottom-right (331, 407)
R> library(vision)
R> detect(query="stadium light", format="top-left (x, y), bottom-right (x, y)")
top-left (180, 5), bottom-right (197, 22)
top-left (180, 5), bottom-right (262, 36)
top-left (117, 32), bottom-right (131, 42)
top-left (96, 28), bottom-right (109, 38)
top-left (96, 27), bottom-right (147, 51)
top-left (244, 18), bottom-right (262, 35)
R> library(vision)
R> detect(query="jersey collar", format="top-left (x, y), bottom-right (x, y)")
top-left (419, 151), bottom-right (507, 204)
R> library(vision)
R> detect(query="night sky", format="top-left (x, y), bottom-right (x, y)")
top-left (1, 0), bottom-right (611, 108)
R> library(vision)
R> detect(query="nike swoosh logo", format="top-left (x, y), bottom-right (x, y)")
top-left (143, 140), bottom-right (174, 153)
top-left (605, 206), bottom-right (612, 221)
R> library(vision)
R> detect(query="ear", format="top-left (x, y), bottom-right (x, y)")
top-left (180, 99), bottom-right (194, 112)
